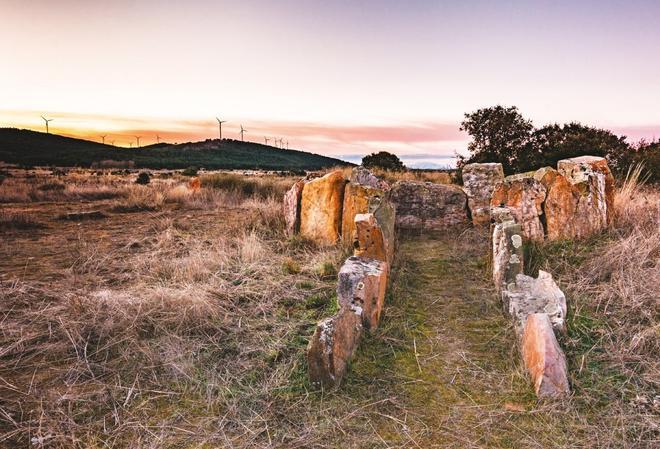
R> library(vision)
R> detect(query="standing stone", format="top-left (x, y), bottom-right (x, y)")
top-left (283, 179), bottom-right (305, 236)
top-left (461, 163), bottom-right (505, 225)
top-left (337, 256), bottom-right (388, 330)
top-left (341, 182), bottom-right (385, 248)
top-left (491, 174), bottom-right (546, 242)
top-left (534, 167), bottom-right (579, 240)
top-left (558, 156), bottom-right (614, 232)
top-left (307, 307), bottom-right (363, 387)
top-left (354, 213), bottom-right (391, 266)
top-left (522, 313), bottom-right (570, 398)
top-left (300, 170), bottom-right (347, 245)
top-left (503, 271), bottom-right (567, 336)
top-left (492, 216), bottom-right (524, 293)
top-left (350, 166), bottom-right (390, 191)
top-left (390, 181), bottom-right (468, 231)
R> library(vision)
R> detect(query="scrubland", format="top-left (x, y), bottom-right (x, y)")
top-left (0, 166), bottom-right (658, 448)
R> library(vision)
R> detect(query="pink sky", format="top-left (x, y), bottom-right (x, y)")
top-left (1, 0), bottom-right (659, 166)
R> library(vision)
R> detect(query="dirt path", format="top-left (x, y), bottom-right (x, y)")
top-left (343, 230), bottom-right (575, 448)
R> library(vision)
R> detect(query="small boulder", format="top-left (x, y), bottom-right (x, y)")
top-left (390, 181), bottom-right (468, 231)
top-left (522, 313), bottom-right (570, 398)
top-left (350, 166), bottom-right (390, 191)
top-left (283, 179), bottom-right (305, 236)
top-left (503, 271), bottom-right (567, 336)
top-left (491, 174), bottom-right (546, 242)
top-left (307, 307), bottom-right (363, 387)
top-left (337, 256), bottom-right (388, 330)
top-left (461, 162), bottom-right (504, 225)
top-left (492, 217), bottom-right (524, 293)
top-left (299, 171), bottom-right (347, 245)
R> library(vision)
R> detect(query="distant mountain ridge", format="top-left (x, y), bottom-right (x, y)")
top-left (0, 128), bottom-right (350, 171)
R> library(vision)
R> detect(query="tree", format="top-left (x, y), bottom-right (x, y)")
top-left (458, 105), bottom-right (533, 173)
top-left (362, 151), bottom-right (405, 171)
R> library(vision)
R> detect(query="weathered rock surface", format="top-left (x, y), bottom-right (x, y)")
top-left (341, 182), bottom-right (385, 247)
top-left (492, 217), bottom-right (524, 293)
top-left (337, 256), bottom-right (388, 330)
top-left (300, 170), bottom-right (347, 245)
top-left (390, 181), bottom-right (468, 231)
top-left (557, 156), bottom-right (613, 235)
top-left (491, 175), bottom-right (546, 241)
top-left (534, 167), bottom-right (578, 240)
top-left (307, 307), bottom-right (363, 387)
top-left (461, 162), bottom-right (505, 225)
top-left (354, 213), bottom-right (391, 266)
top-left (503, 271), bottom-right (567, 335)
top-left (350, 166), bottom-right (390, 191)
top-left (283, 179), bottom-right (305, 237)
top-left (522, 313), bottom-right (570, 398)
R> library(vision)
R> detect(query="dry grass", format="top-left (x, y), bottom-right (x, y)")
top-left (0, 210), bottom-right (43, 230)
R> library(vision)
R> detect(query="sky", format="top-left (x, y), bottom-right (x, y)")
top-left (1, 0), bottom-right (659, 167)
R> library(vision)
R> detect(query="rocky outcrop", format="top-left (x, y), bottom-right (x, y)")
top-left (522, 313), bottom-right (570, 398)
top-left (350, 166), bottom-right (390, 191)
top-left (307, 307), bottom-right (363, 387)
top-left (337, 256), bottom-right (388, 330)
top-left (503, 271), bottom-right (567, 336)
top-left (492, 215), bottom-right (524, 293)
top-left (390, 181), bottom-right (468, 231)
top-left (283, 179), bottom-right (305, 236)
top-left (461, 163), bottom-right (504, 225)
top-left (557, 156), bottom-right (613, 236)
top-left (341, 182), bottom-right (385, 248)
top-left (491, 174), bottom-right (546, 242)
top-left (299, 170), bottom-right (347, 245)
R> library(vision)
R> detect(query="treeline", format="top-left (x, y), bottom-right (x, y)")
top-left (458, 106), bottom-right (659, 182)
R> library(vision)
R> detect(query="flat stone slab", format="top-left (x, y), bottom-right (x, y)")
top-left (461, 162), bottom-right (504, 225)
top-left (338, 256), bottom-right (388, 330)
top-left (390, 181), bottom-right (468, 231)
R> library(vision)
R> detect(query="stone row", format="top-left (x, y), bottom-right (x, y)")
top-left (491, 208), bottom-right (571, 398)
top-left (463, 155), bottom-right (615, 241)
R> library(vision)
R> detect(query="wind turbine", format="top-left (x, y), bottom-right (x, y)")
top-left (129, 142), bottom-right (133, 148)
top-left (216, 117), bottom-right (227, 140)
top-left (100, 135), bottom-right (107, 144)
top-left (156, 135), bottom-right (161, 144)
top-left (264, 136), bottom-right (270, 145)
top-left (286, 140), bottom-right (289, 150)
top-left (240, 125), bottom-right (247, 142)
top-left (41, 116), bottom-right (53, 134)
top-left (278, 138), bottom-right (284, 148)
top-left (134, 136), bottom-right (141, 148)
top-left (110, 140), bottom-right (115, 146)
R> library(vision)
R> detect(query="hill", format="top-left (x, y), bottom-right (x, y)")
top-left (0, 128), bottom-right (350, 171)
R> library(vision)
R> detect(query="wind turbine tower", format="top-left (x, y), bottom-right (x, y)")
top-left (240, 125), bottom-right (247, 142)
top-left (135, 136), bottom-right (141, 148)
top-left (100, 135), bottom-right (107, 145)
top-left (216, 117), bottom-right (227, 140)
top-left (264, 136), bottom-right (270, 145)
top-left (156, 135), bottom-right (161, 144)
top-left (41, 116), bottom-right (53, 134)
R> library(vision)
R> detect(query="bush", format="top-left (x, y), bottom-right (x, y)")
top-left (362, 151), bottom-right (406, 172)
top-left (181, 166), bottom-right (199, 177)
top-left (135, 172), bottom-right (151, 185)
top-left (200, 173), bottom-right (287, 199)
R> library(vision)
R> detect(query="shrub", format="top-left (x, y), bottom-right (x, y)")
top-left (362, 151), bottom-right (406, 172)
top-left (200, 173), bottom-right (287, 199)
top-left (135, 172), bottom-right (151, 185)
top-left (181, 166), bottom-right (199, 177)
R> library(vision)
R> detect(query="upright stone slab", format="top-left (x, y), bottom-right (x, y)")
top-left (299, 170), bottom-right (347, 245)
top-left (307, 307), bottom-right (363, 387)
top-left (534, 167), bottom-right (579, 240)
top-left (462, 163), bottom-right (505, 225)
top-left (350, 166), bottom-right (390, 191)
top-left (341, 182), bottom-right (385, 248)
top-left (522, 313), bottom-right (570, 398)
top-left (337, 256), bottom-right (388, 330)
top-left (390, 181), bottom-right (468, 231)
top-left (558, 156), bottom-right (614, 233)
top-left (492, 216), bottom-right (524, 293)
top-left (283, 179), bottom-right (305, 236)
top-left (491, 174), bottom-right (546, 242)
top-left (503, 270), bottom-right (567, 336)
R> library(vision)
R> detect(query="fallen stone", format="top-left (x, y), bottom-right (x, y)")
top-left (337, 256), bottom-right (388, 330)
top-left (503, 270), bottom-right (567, 335)
top-left (300, 170), bottom-right (347, 245)
top-left (390, 181), bottom-right (468, 231)
top-left (522, 313), bottom-right (570, 398)
top-left (491, 174), bottom-right (546, 241)
top-left (307, 306), bottom-right (363, 387)
top-left (349, 166), bottom-right (390, 191)
top-left (461, 162), bottom-right (504, 225)
top-left (492, 218), bottom-right (524, 293)
top-left (341, 182), bottom-right (385, 247)
top-left (557, 156), bottom-right (613, 234)
top-left (283, 179), bottom-right (305, 236)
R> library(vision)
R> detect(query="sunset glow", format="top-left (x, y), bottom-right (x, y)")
top-left (2, 0), bottom-right (659, 166)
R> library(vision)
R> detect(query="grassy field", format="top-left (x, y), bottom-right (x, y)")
top-left (0, 167), bottom-right (657, 448)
